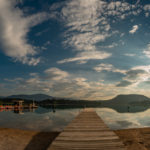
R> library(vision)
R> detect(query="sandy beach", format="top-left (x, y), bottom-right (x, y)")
top-left (0, 128), bottom-right (59, 150)
top-left (115, 128), bottom-right (150, 150)
top-left (0, 127), bottom-right (150, 150)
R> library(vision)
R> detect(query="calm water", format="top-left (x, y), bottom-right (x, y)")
top-left (0, 107), bottom-right (150, 131)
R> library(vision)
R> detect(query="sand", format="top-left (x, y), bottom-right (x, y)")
top-left (0, 128), bottom-right (59, 150)
top-left (1, 127), bottom-right (150, 150)
top-left (115, 128), bottom-right (150, 150)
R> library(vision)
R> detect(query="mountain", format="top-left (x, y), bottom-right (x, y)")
top-left (4, 94), bottom-right (150, 103)
top-left (7, 94), bottom-right (53, 101)
top-left (103, 94), bottom-right (150, 105)
top-left (1, 93), bottom-right (150, 113)
top-left (99, 94), bottom-right (150, 113)
top-left (112, 94), bottom-right (150, 102)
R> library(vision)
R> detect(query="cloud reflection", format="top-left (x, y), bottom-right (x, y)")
top-left (96, 108), bottom-right (150, 130)
top-left (1, 107), bottom-right (150, 131)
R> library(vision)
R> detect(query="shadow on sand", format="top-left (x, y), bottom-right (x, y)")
top-left (24, 132), bottom-right (59, 150)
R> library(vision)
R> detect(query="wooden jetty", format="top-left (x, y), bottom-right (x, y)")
top-left (48, 108), bottom-right (127, 150)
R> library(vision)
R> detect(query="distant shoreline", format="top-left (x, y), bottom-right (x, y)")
top-left (0, 127), bottom-right (150, 150)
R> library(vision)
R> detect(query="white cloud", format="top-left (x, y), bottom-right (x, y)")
top-left (143, 43), bottom-right (150, 58)
top-left (116, 65), bottom-right (150, 87)
top-left (124, 53), bottom-right (136, 57)
top-left (0, 0), bottom-right (50, 65)
top-left (129, 25), bottom-right (139, 34)
top-left (44, 68), bottom-right (69, 81)
top-left (49, 0), bottom-right (141, 64)
top-left (120, 33), bottom-right (125, 37)
top-left (132, 65), bottom-right (150, 74)
top-left (94, 63), bottom-right (126, 74)
top-left (145, 12), bottom-right (149, 17)
top-left (143, 5), bottom-right (150, 17)
top-left (59, 0), bottom-right (112, 64)
top-left (94, 63), bottom-right (150, 88)
top-left (144, 4), bottom-right (150, 11)
top-left (101, 43), bottom-right (118, 49)
top-left (2, 67), bottom-right (117, 100)
top-left (104, 1), bottom-right (141, 18)
top-left (3, 65), bottom-right (150, 100)
top-left (58, 51), bottom-right (111, 64)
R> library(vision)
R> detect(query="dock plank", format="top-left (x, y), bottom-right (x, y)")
top-left (48, 109), bottom-right (126, 150)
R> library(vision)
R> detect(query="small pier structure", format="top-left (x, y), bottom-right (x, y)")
top-left (0, 100), bottom-right (38, 112)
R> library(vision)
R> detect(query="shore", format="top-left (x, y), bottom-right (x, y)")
top-left (115, 128), bottom-right (150, 150)
top-left (0, 127), bottom-right (150, 150)
top-left (0, 128), bottom-right (59, 150)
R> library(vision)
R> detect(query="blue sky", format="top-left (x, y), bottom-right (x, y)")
top-left (0, 0), bottom-right (150, 100)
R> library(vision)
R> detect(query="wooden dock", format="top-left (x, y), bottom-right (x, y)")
top-left (48, 109), bottom-right (127, 150)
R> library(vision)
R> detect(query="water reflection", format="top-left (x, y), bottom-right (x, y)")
top-left (39, 104), bottom-right (150, 113)
top-left (0, 107), bottom-right (37, 114)
top-left (13, 108), bottom-right (36, 114)
top-left (0, 106), bottom-right (150, 131)
top-left (0, 107), bottom-right (81, 131)
top-left (96, 108), bottom-right (150, 130)
top-left (1, 103), bottom-right (150, 114)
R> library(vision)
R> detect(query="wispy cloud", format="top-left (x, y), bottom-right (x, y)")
top-left (116, 80), bottom-right (133, 87)
top-left (124, 53), bottom-right (136, 57)
top-left (94, 63), bottom-right (126, 74)
top-left (58, 51), bottom-right (111, 64)
top-left (102, 43), bottom-right (118, 49)
top-left (94, 63), bottom-right (150, 88)
top-left (2, 67), bottom-right (117, 100)
top-left (143, 43), bottom-right (150, 58)
top-left (116, 65), bottom-right (150, 87)
top-left (44, 67), bottom-right (69, 81)
top-left (143, 4), bottom-right (150, 17)
top-left (0, 0), bottom-right (50, 65)
top-left (129, 25), bottom-right (139, 34)
top-left (3, 65), bottom-right (150, 99)
top-left (49, 0), bottom-right (141, 64)
top-left (59, 0), bottom-right (111, 64)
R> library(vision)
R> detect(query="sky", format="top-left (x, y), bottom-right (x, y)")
top-left (0, 0), bottom-right (150, 100)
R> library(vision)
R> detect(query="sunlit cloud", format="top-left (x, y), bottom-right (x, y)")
top-left (0, 0), bottom-right (50, 65)
top-left (94, 63), bottom-right (150, 88)
top-left (129, 25), bottom-right (139, 34)
top-left (2, 64), bottom-right (150, 100)
top-left (50, 0), bottom-right (141, 64)
top-left (94, 63), bottom-right (126, 74)
top-left (58, 51), bottom-right (111, 64)
top-left (1, 0), bottom-right (150, 99)
top-left (116, 65), bottom-right (150, 87)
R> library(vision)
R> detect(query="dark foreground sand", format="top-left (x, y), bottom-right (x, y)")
top-left (1, 127), bottom-right (150, 150)
top-left (0, 128), bottom-right (59, 150)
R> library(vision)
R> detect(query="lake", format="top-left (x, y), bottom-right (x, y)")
top-left (0, 106), bottom-right (150, 131)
